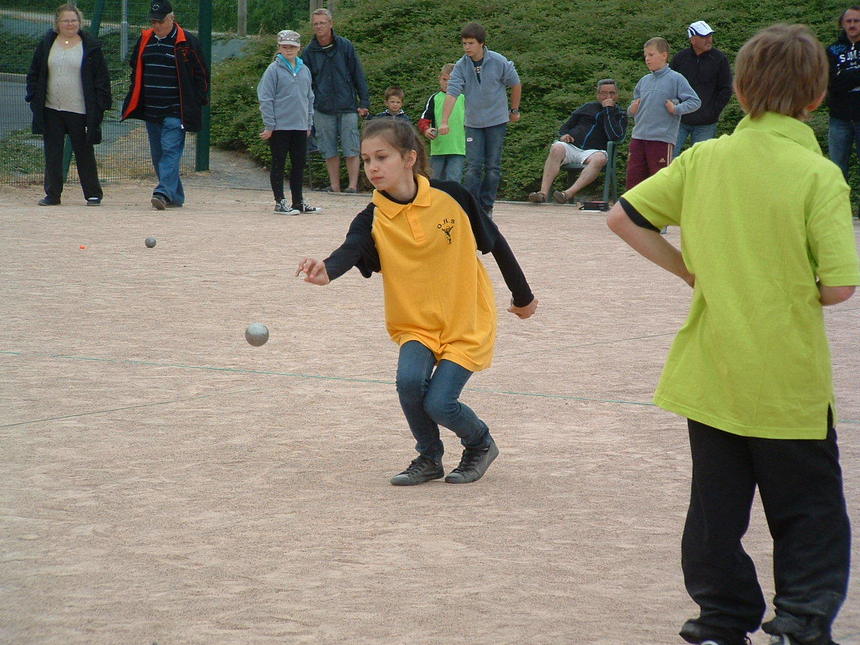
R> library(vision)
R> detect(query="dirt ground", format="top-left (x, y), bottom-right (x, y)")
top-left (1, 163), bottom-right (859, 645)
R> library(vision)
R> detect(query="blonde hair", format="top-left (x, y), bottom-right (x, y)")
top-left (54, 3), bottom-right (83, 31)
top-left (440, 63), bottom-right (455, 76)
top-left (362, 119), bottom-right (429, 179)
top-left (644, 37), bottom-right (670, 54)
top-left (734, 23), bottom-right (827, 120)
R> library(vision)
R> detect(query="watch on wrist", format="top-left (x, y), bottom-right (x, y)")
top-left (509, 108), bottom-right (520, 114)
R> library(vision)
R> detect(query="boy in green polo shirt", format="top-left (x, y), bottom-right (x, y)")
top-left (418, 63), bottom-right (466, 182)
top-left (607, 24), bottom-right (859, 645)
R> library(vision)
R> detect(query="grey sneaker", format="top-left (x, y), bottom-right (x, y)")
top-left (274, 199), bottom-right (299, 215)
top-left (445, 438), bottom-right (499, 483)
top-left (294, 202), bottom-right (322, 214)
top-left (390, 456), bottom-right (444, 486)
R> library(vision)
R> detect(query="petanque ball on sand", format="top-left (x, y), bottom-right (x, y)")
top-left (145, 237), bottom-right (157, 248)
top-left (245, 323), bottom-right (269, 347)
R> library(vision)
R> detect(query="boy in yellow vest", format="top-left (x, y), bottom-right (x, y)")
top-left (608, 24), bottom-right (859, 645)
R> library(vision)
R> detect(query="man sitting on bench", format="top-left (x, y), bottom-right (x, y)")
top-left (528, 79), bottom-right (627, 205)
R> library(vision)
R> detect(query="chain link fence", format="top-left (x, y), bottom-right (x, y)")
top-left (0, 1), bottom-right (252, 186)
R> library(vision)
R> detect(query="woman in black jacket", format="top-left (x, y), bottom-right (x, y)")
top-left (26, 3), bottom-right (111, 206)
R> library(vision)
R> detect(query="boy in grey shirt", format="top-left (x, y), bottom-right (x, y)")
top-left (439, 22), bottom-right (521, 217)
top-left (627, 37), bottom-right (700, 188)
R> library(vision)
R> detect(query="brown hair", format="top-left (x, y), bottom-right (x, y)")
top-left (644, 37), bottom-right (670, 54)
top-left (460, 22), bottom-right (486, 44)
top-left (54, 3), bottom-right (83, 31)
top-left (362, 118), bottom-right (429, 179)
top-left (734, 23), bottom-right (827, 120)
top-left (384, 85), bottom-right (404, 101)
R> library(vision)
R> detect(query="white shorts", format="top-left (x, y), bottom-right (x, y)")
top-left (556, 141), bottom-right (604, 166)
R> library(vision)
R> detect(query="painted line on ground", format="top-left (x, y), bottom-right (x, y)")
top-left (2, 350), bottom-right (858, 425)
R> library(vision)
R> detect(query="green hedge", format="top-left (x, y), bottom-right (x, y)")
top-left (208, 0), bottom-right (853, 200)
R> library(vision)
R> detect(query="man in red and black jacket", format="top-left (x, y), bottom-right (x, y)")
top-left (121, 0), bottom-right (208, 210)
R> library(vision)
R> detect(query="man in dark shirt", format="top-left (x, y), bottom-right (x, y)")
top-left (121, 0), bottom-right (208, 209)
top-left (670, 20), bottom-right (732, 158)
top-left (527, 79), bottom-right (627, 204)
top-left (827, 6), bottom-right (860, 188)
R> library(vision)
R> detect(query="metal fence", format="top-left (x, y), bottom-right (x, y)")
top-left (0, 1), bottom-right (233, 186)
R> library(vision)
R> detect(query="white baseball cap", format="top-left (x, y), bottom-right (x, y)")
top-left (688, 20), bottom-right (715, 38)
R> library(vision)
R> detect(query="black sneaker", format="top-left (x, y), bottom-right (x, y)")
top-left (86, 197), bottom-right (101, 206)
top-left (151, 194), bottom-right (168, 210)
top-left (444, 438), bottom-right (499, 484)
top-left (38, 196), bottom-right (60, 206)
top-left (389, 455), bottom-right (444, 486)
top-left (293, 202), bottom-right (322, 214)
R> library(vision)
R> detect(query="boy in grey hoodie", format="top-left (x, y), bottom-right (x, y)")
top-left (627, 37), bottom-right (700, 189)
top-left (257, 30), bottom-right (320, 214)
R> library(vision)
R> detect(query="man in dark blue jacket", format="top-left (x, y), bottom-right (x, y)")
top-left (670, 20), bottom-right (732, 159)
top-left (303, 8), bottom-right (369, 193)
top-left (527, 79), bottom-right (627, 205)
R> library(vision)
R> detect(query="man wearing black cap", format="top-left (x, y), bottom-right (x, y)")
top-left (670, 20), bottom-right (732, 158)
top-left (121, 0), bottom-right (209, 210)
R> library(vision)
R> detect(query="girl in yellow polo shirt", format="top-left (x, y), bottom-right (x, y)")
top-left (297, 119), bottom-right (537, 486)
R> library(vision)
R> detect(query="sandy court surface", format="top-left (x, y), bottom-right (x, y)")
top-left (1, 175), bottom-right (859, 645)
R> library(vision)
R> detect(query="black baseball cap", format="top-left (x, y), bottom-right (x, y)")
top-left (149, 0), bottom-right (172, 20)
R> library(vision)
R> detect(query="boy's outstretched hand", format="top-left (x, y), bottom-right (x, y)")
top-left (508, 298), bottom-right (538, 319)
top-left (296, 257), bottom-right (330, 285)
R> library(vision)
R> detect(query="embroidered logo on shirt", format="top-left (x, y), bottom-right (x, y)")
top-left (437, 218), bottom-right (455, 244)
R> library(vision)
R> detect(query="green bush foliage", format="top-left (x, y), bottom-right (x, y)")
top-left (208, 0), bottom-right (855, 199)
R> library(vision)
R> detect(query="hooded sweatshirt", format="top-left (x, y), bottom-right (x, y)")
top-left (257, 54), bottom-right (314, 131)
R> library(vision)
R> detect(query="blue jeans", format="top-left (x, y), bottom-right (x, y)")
top-left (827, 116), bottom-right (860, 179)
top-left (430, 154), bottom-right (465, 183)
top-left (145, 116), bottom-right (186, 205)
top-left (673, 122), bottom-right (718, 159)
top-left (395, 340), bottom-right (492, 463)
top-left (464, 123), bottom-right (507, 214)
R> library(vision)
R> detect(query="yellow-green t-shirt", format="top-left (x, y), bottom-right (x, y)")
top-left (623, 112), bottom-right (860, 439)
top-left (371, 174), bottom-right (496, 372)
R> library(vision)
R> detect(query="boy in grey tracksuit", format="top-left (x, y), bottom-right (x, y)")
top-left (257, 30), bottom-right (319, 214)
top-left (627, 37), bottom-right (700, 189)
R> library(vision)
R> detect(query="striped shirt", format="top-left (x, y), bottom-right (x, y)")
top-left (142, 26), bottom-right (180, 120)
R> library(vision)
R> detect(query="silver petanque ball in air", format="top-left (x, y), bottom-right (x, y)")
top-left (245, 323), bottom-right (269, 347)
top-left (145, 237), bottom-right (157, 248)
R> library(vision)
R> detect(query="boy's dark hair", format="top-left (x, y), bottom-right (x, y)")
top-left (362, 119), bottom-right (429, 179)
top-left (384, 86), bottom-right (405, 101)
top-left (460, 22), bottom-right (486, 44)
top-left (734, 23), bottom-right (827, 120)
